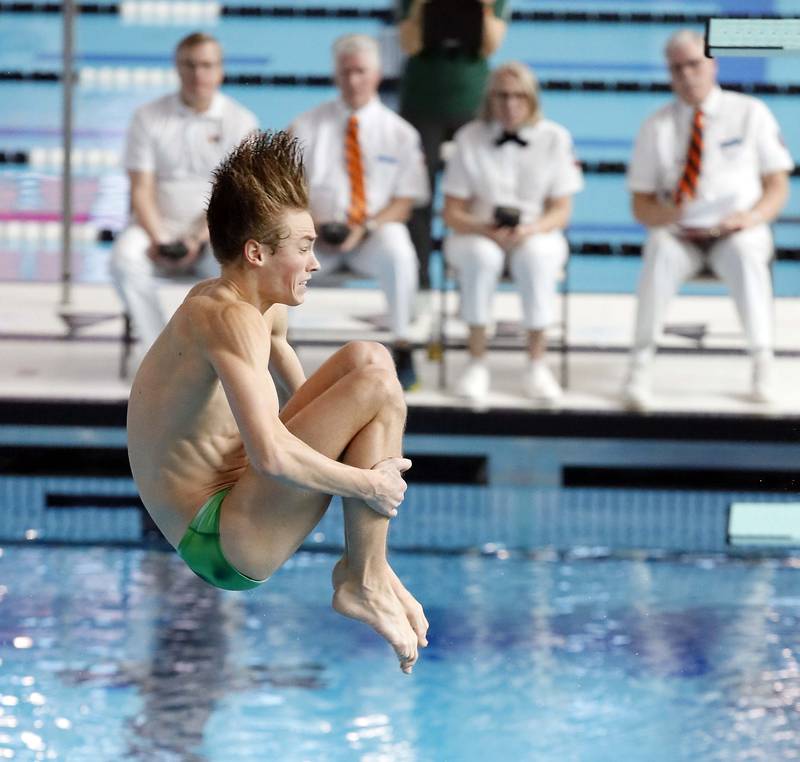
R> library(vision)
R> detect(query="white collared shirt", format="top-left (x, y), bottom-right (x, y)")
top-left (628, 85), bottom-right (793, 219)
top-left (290, 97), bottom-right (429, 220)
top-left (442, 118), bottom-right (584, 226)
top-left (124, 92), bottom-right (258, 225)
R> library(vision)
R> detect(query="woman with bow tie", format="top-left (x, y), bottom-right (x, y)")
top-left (442, 61), bottom-right (584, 403)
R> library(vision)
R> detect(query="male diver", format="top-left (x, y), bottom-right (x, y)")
top-left (126, 130), bottom-right (428, 673)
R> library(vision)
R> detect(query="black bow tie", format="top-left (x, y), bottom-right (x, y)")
top-left (495, 131), bottom-right (528, 147)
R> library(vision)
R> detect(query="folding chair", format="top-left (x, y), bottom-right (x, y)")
top-left (430, 246), bottom-right (570, 392)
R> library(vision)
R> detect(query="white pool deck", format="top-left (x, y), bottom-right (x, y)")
top-left (0, 280), bottom-right (797, 419)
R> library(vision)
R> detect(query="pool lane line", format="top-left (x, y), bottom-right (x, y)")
top-left (0, 3), bottom-right (769, 26)
top-left (4, 69), bottom-right (800, 96)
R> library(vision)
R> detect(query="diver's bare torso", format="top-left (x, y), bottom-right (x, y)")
top-left (127, 278), bottom-right (273, 547)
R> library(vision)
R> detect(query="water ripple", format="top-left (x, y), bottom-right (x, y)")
top-left (0, 547), bottom-right (799, 760)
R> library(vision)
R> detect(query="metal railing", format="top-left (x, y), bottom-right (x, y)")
top-left (60, 0), bottom-right (76, 307)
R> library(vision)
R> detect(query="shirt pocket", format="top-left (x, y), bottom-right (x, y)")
top-left (188, 118), bottom-right (228, 175)
top-left (367, 153), bottom-right (401, 196)
top-left (517, 166), bottom-right (550, 203)
top-left (717, 136), bottom-right (747, 165)
top-left (714, 136), bottom-right (757, 185)
top-left (153, 127), bottom-right (187, 179)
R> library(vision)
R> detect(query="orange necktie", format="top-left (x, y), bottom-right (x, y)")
top-left (345, 114), bottom-right (367, 227)
top-left (674, 108), bottom-right (704, 204)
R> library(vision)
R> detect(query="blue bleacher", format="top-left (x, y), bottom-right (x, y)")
top-left (0, 1), bottom-right (798, 292)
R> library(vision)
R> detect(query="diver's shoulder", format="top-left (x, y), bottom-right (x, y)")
top-left (181, 287), bottom-right (264, 339)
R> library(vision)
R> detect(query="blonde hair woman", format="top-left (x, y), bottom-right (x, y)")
top-left (442, 62), bottom-right (583, 403)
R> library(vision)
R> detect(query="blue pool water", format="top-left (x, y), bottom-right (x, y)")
top-left (2, 545), bottom-right (800, 760)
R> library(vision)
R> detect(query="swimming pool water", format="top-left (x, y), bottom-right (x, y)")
top-left (1, 545), bottom-right (800, 760)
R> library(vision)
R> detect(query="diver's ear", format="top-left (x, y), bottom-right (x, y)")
top-left (243, 239), bottom-right (268, 265)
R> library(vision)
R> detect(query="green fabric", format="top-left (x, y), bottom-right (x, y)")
top-left (398, 0), bottom-right (509, 119)
top-left (177, 487), bottom-right (264, 591)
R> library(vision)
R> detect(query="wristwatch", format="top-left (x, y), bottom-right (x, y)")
top-left (364, 218), bottom-right (378, 236)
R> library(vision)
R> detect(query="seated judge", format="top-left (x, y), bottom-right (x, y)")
top-left (290, 34), bottom-right (429, 391)
top-left (442, 61), bottom-right (583, 403)
top-left (111, 32), bottom-right (258, 363)
top-left (622, 29), bottom-right (792, 410)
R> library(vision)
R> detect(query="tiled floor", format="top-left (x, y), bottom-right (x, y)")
top-left (0, 280), bottom-right (798, 417)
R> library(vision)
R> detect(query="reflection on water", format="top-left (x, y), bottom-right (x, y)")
top-left (0, 548), bottom-right (326, 760)
top-left (0, 547), bottom-right (799, 760)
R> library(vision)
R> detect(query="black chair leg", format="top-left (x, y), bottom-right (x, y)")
top-left (120, 313), bottom-right (133, 379)
top-left (437, 266), bottom-right (448, 391)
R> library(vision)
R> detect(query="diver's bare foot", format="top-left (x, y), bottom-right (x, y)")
top-left (386, 566), bottom-right (429, 648)
top-left (332, 556), bottom-right (348, 590)
top-left (332, 577), bottom-right (419, 674)
top-left (333, 557), bottom-right (428, 648)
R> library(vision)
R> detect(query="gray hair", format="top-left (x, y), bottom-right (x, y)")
top-left (664, 28), bottom-right (705, 59)
top-left (332, 34), bottom-right (381, 69)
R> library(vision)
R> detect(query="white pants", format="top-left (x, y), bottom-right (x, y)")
top-left (315, 222), bottom-right (419, 341)
top-left (444, 230), bottom-right (568, 330)
top-left (110, 224), bottom-right (219, 351)
top-left (631, 225), bottom-right (774, 361)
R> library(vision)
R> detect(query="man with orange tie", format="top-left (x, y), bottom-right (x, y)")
top-left (622, 28), bottom-right (792, 411)
top-left (290, 34), bottom-right (430, 390)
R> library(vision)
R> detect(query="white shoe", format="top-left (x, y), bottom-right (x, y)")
top-left (455, 361), bottom-right (490, 401)
top-left (525, 362), bottom-right (562, 404)
top-left (621, 362), bottom-right (653, 412)
top-left (751, 351), bottom-right (775, 403)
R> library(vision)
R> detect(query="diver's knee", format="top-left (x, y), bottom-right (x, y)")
top-left (351, 363), bottom-right (405, 413)
top-left (342, 340), bottom-right (394, 372)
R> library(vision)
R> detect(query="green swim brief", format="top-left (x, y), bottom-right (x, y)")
top-left (177, 487), bottom-right (265, 591)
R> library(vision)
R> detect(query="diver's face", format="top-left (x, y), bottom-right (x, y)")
top-left (263, 209), bottom-right (319, 306)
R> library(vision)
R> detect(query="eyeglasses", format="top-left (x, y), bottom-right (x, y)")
top-left (177, 59), bottom-right (222, 72)
top-left (491, 91), bottom-right (528, 101)
top-left (668, 58), bottom-right (705, 76)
